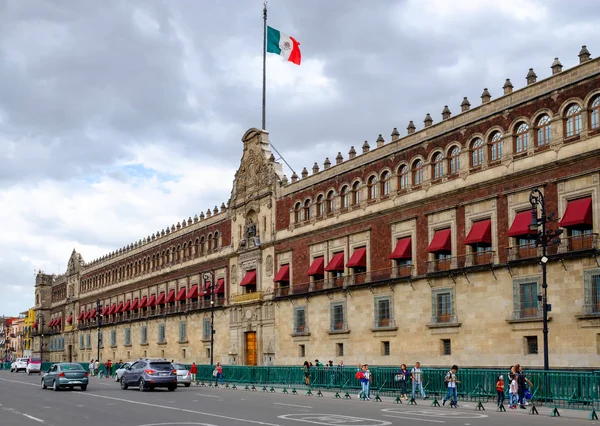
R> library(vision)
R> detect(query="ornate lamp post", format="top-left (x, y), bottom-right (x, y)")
top-left (203, 272), bottom-right (215, 366)
top-left (529, 188), bottom-right (563, 370)
top-left (38, 314), bottom-right (45, 363)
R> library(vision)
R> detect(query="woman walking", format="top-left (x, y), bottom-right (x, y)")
top-left (395, 364), bottom-right (410, 400)
top-left (214, 362), bottom-right (223, 386)
top-left (190, 362), bottom-right (198, 385)
top-left (303, 361), bottom-right (311, 386)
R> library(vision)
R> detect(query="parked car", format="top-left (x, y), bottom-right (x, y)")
top-left (10, 358), bottom-right (28, 373)
top-left (26, 358), bottom-right (42, 375)
top-left (120, 358), bottom-right (177, 392)
top-left (114, 362), bottom-right (134, 382)
top-left (41, 363), bottom-right (89, 391)
top-left (172, 363), bottom-right (192, 387)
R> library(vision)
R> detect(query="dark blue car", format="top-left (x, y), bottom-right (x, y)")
top-left (120, 358), bottom-right (177, 392)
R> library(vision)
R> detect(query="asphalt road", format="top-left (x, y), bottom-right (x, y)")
top-left (0, 370), bottom-right (594, 426)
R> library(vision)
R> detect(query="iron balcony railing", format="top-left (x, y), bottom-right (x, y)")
top-left (509, 307), bottom-right (542, 321)
top-left (557, 233), bottom-right (598, 254)
top-left (373, 318), bottom-right (396, 329)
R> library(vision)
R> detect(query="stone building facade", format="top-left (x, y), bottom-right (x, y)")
top-left (34, 47), bottom-right (600, 368)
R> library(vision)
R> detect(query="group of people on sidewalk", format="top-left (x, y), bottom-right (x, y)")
top-left (88, 359), bottom-right (122, 378)
top-left (496, 364), bottom-right (533, 410)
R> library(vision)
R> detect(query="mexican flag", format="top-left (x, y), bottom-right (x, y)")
top-left (267, 26), bottom-right (301, 65)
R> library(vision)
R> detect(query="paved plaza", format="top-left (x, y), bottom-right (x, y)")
top-left (0, 371), bottom-right (595, 426)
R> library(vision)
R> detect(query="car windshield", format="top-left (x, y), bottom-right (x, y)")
top-left (172, 364), bottom-right (187, 370)
top-left (149, 362), bottom-right (173, 371)
top-left (60, 363), bottom-right (85, 371)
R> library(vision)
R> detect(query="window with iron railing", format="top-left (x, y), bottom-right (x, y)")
top-left (86, 334), bottom-right (91, 349)
top-left (202, 318), bottom-right (211, 341)
top-left (294, 307), bottom-right (307, 335)
top-left (512, 277), bottom-right (540, 320)
top-left (374, 296), bottom-right (392, 328)
top-left (179, 321), bottom-right (187, 342)
top-left (584, 269), bottom-right (600, 315)
top-left (124, 328), bottom-right (131, 346)
top-left (433, 291), bottom-right (453, 323)
top-left (141, 326), bottom-right (147, 345)
top-left (110, 330), bottom-right (116, 347)
top-left (330, 302), bottom-right (346, 332)
top-left (79, 335), bottom-right (84, 349)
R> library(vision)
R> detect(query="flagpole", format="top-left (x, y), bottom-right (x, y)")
top-left (262, 1), bottom-right (267, 131)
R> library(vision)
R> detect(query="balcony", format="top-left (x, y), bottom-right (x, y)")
top-left (464, 251), bottom-right (495, 267)
top-left (328, 321), bottom-right (349, 334)
top-left (372, 318), bottom-right (397, 330)
top-left (292, 325), bottom-right (310, 336)
top-left (557, 234), bottom-right (598, 255)
top-left (427, 257), bottom-right (462, 273)
top-left (508, 308), bottom-right (542, 321)
top-left (233, 291), bottom-right (264, 304)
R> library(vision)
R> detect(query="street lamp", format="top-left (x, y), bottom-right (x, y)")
top-left (203, 272), bottom-right (215, 366)
top-left (529, 188), bottom-right (563, 371)
top-left (37, 314), bottom-right (44, 363)
top-left (96, 299), bottom-right (102, 364)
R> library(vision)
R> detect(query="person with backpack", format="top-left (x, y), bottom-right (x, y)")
top-left (442, 365), bottom-right (460, 407)
top-left (395, 363), bottom-right (410, 400)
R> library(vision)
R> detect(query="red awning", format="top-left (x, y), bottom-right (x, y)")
top-left (108, 304), bottom-right (117, 315)
top-left (101, 306), bottom-right (110, 316)
top-left (186, 285), bottom-right (199, 299)
top-left (165, 289), bottom-right (175, 303)
top-left (346, 247), bottom-right (366, 268)
top-left (559, 197), bottom-right (592, 228)
top-left (156, 292), bottom-right (166, 305)
top-left (240, 270), bottom-right (257, 286)
top-left (138, 296), bottom-right (148, 309)
top-left (214, 278), bottom-right (225, 294)
top-left (175, 287), bottom-right (187, 301)
top-left (48, 319), bottom-right (55, 327)
top-left (147, 294), bottom-right (157, 307)
top-left (273, 265), bottom-right (290, 282)
top-left (130, 298), bottom-right (139, 310)
top-left (306, 257), bottom-right (325, 276)
top-left (427, 229), bottom-right (452, 253)
top-left (123, 300), bottom-right (131, 311)
top-left (464, 219), bottom-right (492, 245)
top-left (325, 252), bottom-right (345, 272)
top-left (77, 312), bottom-right (85, 321)
top-left (389, 237), bottom-right (412, 259)
top-left (115, 302), bottom-right (124, 313)
top-left (507, 211), bottom-right (537, 237)
top-left (33, 321), bottom-right (38, 328)
top-left (66, 315), bottom-right (73, 324)
top-left (85, 310), bottom-right (93, 319)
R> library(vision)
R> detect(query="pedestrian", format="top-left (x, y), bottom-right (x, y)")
top-left (395, 363), bottom-right (410, 400)
top-left (515, 364), bottom-right (532, 409)
top-left (89, 360), bottom-right (94, 376)
top-left (303, 361), bottom-right (311, 386)
top-left (95, 360), bottom-right (100, 377)
top-left (190, 362), bottom-right (198, 384)
top-left (442, 365), bottom-right (459, 407)
top-left (509, 374), bottom-right (519, 409)
top-left (215, 362), bottom-right (223, 386)
top-left (496, 375), bottom-right (505, 407)
top-left (314, 359), bottom-right (322, 367)
top-left (360, 364), bottom-right (371, 400)
top-left (411, 362), bottom-right (427, 400)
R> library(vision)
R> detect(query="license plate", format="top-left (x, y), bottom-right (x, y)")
top-left (160, 372), bottom-right (169, 376)
top-left (70, 381), bottom-right (82, 384)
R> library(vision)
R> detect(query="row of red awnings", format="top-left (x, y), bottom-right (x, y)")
top-left (78, 279), bottom-right (225, 321)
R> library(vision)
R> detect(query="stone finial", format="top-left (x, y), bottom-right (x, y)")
top-left (151, 233), bottom-right (155, 240)
top-left (188, 216), bottom-right (192, 225)
top-left (579, 45), bottom-right (591, 63)
top-left (312, 162), bottom-right (319, 174)
top-left (176, 222), bottom-right (181, 229)
top-left (503, 79), bottom-right (513, 95)
top-left (391, 127), bottom-right (400, 141)
top-left (335, 152), bottom-right (343, 164)
top-left (376, 134), bottom-right (385, 147)
top-left (269, 153), bottom-right (275, 162)
top-left (424, 113), bottom-right (433, 127)
top-left (165, 227), bottom-right (171, 234)
top-left (526, 68), bottom-right (537, 85)
top-left (407, 121), bottom-right (416, 134)
top-left (281, 174), bottom-right (288, 185)
top-left (348, 146), bottom-right (356, 159)
top-left (206, 208), bottom-right (212, 217)
top-left (481, 88), bottom-right (491, 103)
top-left (200, 211), bottom-right (205, 220)
top-left (291, 171), bottom-right (299, 183)
top-left (171, 224), bottom-right (176, 232)
top-left (138, 239), bottom-right (142, 246)
top-left (324, 157), bottom-right (331, 169)
top-left (442, 105), bottom-right (451, 120)
top-left (213, 206), bottom-right (218, 215)
top-left (194, 214), bottom-right (199, 222)
top-left (221, 203), bottom-right (226, 212)
top-left (301, 167), bottom-right (309, 178)
top-left (551, 58), bottom-right (563, 75)
top-left (460, 97), bottom-right (470, 112)
top-left (362, 140), bottom-right (370, 153)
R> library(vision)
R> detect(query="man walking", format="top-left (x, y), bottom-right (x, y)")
top-left (442, 365), bottom-right (459, 407)
top-left (411, 362), bottom-right (427, 400)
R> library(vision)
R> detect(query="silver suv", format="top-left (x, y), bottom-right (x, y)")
top-left (120, 359), bottom-right (177, 392)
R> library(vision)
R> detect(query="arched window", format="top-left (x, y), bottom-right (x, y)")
top-left (214, 231), bottom-right (220, 249)
top-left (294, 202), bottom-right (302, 223)
top-left (340, 185), bottom-right (350, 208)
top-left (448, 147), bottom-right (460, 174)
top-left (535, 115), bottom-right (551, 146)
top-left (471, 138), bottom-right (484, 167)
top-left (303, 199), bottom-right (311, 221)
top-left (398, 165), bottom-right (409, 190)
top-left (200, 237), bottom-right (205, 255)
top-left (565, 104), bottom-right (582, 137)
top-left (412, 160), bottom-right (423, 185)
top-left (367, 175), bottom-right (377, 200)
top-left (489, 132), bottom-right (503, 161)
top-left (432, 152), bottom-right (444, 179)
top-left (590, 96), bottom-right (600, 130)
top-left (352, 181), bottom-right (361, 205)
top-left (326, 190), bottom-right (335, 213)
top-left (316, 194), bottom-right (324, 217)
top-left (514, 123), bottom-right (529, 153)
top-left (380, 171), bottom-right (390, 196)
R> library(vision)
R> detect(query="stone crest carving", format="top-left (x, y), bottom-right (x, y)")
top-left (236, 149), bottom-right (271, 199)
top-left (265, 255), bottom-right (273, 276)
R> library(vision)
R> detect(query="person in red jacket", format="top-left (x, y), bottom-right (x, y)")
top-left (190, 362), bottom-right (198, 384)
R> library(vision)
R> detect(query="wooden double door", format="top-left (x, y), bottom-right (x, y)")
top-left (245, 331), bottom-right (257, 366)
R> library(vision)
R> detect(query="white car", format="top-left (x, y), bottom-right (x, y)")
top-left (10, 358), bottom-right (28, 373)
top-left (26, 358), bottom-right (42, 375)
top-left (114, 362), bottom-right (134, 382)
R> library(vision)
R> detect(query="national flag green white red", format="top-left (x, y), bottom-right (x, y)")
top-left (266, 26), bottom-right (301, 65)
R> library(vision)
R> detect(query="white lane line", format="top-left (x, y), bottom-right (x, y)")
top-left (22, 414), bottom-right (44, 423)
top-left (0, 377), bottom-right (39, 387)
top-left (1, 406), bottom-right (45, 424)
top-left (273, 403), bottom-right (312, 409)
top-left (383, 414), bottom-right (444, 423)
top-left (75, 392), bottom-right (282, 426)
top-left (195, 393), bottom-right (220, 398)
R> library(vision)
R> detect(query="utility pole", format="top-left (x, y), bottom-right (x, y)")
top-left (96, 299), bottom-right (102, 364)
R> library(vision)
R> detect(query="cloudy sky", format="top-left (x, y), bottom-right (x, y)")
top-left (1, 0), bottom-right (598, 316)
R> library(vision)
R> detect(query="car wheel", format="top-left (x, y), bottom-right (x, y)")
top-left (41, 379), bottom-right (47, 390)
top-left (81, 385), bottom-right (87, 391)
top-left (114, 375), bottom-right (119, 382)
top-left (138, 378), bottom-right (146, 392)
top-left (184, 383), bottom-right (190, 388)
top-left (168, 385), bottom-right (176, 392)
top-left (52, 380), bottom-right (59, 391)
top-left (120, 378), bottom-right (128, 390)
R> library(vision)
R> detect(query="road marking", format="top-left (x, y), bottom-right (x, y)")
top-left (75, 392), bottom-right (282, 426)
top-left (22, 414), bottom-right (44, 423)
top-left (194, 393), bottom-right (220, 398)
top-left (382, 414), bottom-right (444, 424)
top-left (137, 423), bottom-right (219, 426)
top-left (278, 414), bottom-right (391, 426)
top-left (274, 403), bottom-right (312, 409)
top-left (1, 405), bottom-right (45, 424)
top-left (0, 377), bottom-right (39, 387)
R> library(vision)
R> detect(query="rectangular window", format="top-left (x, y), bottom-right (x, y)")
top-left (141, 326), bottom-right (147, 345)
top-left (442, 339), bottom-right (452, 356)
top-left (513, 277), bottom-right (540, 319)
top-left (382, 341), bottom-right (390, 356)
top-left (110, 330), bottom-right (116, 347)
top-left (525, 336), bottom-right (538, 354)
top-left (432, 288), bottom-right (454, 324)
top-left (179, 321), bottom-right (187, 342)
top-left (202, 318), bottom-right (211, 341)
top-left (299, 344), bottom-right (305, 358)
top-left (330, 302), bottom-right (346, 332)
top-left (124, 328), bottom-right (131, 346)
top-left (158, 324), bottom-right (165, 343)
top-left (86, 334), bottom-right (91, 349)
top-left (294, 307), bottom-right (306, 334)
top-left (584, 269), bottom-right (600, 315)
top-left (79, 335), bottom-right (84, 349)
top-left (98, 331), bottom-right (103, 348)
top-left (374, 296), bottom-right (392, 328)
top-left (336, 342), bottom-right (344, 357)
